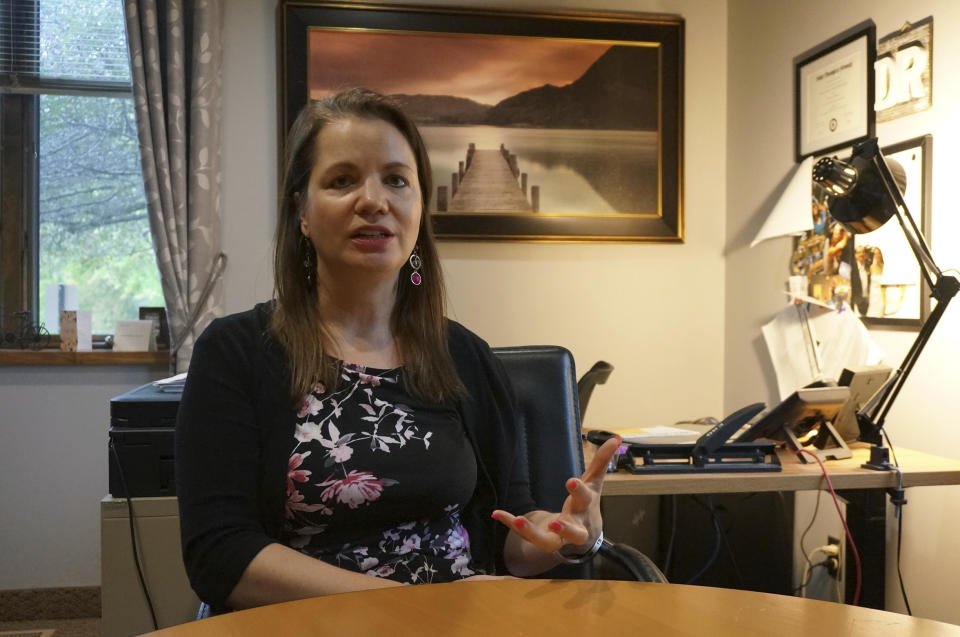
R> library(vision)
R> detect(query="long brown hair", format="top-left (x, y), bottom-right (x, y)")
top-left (270, 88), bottom-right (464, 404)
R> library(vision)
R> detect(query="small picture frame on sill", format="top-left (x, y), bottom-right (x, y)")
top-left (139, 306), bottom-right (169, 350)
top-left (114, 320), bottom-right (154, 352)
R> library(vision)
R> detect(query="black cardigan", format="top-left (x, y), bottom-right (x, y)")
top-left (175, 302), bottom-right (535, 608)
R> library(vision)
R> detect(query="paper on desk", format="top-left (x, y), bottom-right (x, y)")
top-left (750, 157), bottom-right (815, 248)
top-left (620, 426), bottom-right (701, 443)
top-left (762, 301), bottom-right (884, 400)
top-left (153, 372), bottom-right (187, 386)
top-left (150, 372), bottom-right (186, 394)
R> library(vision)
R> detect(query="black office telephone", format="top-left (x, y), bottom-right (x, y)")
top-left (588, 403), bottom-right (782, 474)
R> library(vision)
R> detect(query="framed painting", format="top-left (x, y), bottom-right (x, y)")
top-left (855, 135), bottom-right (933, 328)
top-left (279, 1), bottom-right (684, 242)
top-left (792, 135), bottom-right (932, 329)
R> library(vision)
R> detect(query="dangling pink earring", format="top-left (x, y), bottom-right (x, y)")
top-left (409, 246), bottom-right (422, 286)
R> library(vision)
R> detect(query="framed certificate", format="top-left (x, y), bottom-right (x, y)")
top-left (795, 21), bottom-right (876, 162)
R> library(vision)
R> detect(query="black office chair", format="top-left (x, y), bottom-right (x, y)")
top-left (577, 360), bottom-right (613, 424)
top-left (493, 345), bottom-right (665, 583)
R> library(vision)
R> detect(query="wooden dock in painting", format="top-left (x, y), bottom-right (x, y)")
top-left (436, 144), bottom-right (539, 213)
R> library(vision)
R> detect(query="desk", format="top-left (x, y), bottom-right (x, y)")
top-left (141, 579), bottom-right (960, 636)
top-left (596, 444), bottom-right (960, 496)
top-left (592, 443), bottom-right (960, 608)
top-left (103, 446), bottom-right (960, 632)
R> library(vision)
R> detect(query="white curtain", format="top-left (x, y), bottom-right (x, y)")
top-left (124, 0), bottom-right (226, 372)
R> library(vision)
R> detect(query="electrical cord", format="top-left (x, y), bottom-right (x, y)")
top-left (886, 461), bottom-right (912, 616)
top-left (715, 510), bottom-right (746, 589)
top-left (109, 440), bottom-right (159, 631)
top-left (798, 487), bottom-right (824, 568)
top-left (878, 428), bottom-right (912, 615)
top-left (792, 560), bottom-right (828, 594)
top-left (882, 428), bottom-right (902, 468)
top-left (793, 449), bottom-right (863, 606)
top-left (833, 563), bottom-right (842, 602)
top-left (774, 491), bottom-right (794, 569)
top-left (732, 490), bottom-right (793, 565)
top-left (799, 544), bottom-right (840, 599)
top-left (691, 495), bottom-right (745, 588)
top-left (685, 509), bottom-right (722, 585)
top-left (663, 494), bottom-right (677, 579)
top-left (897, 512), bottom-right (913, 615)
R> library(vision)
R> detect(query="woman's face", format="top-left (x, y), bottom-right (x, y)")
top-left (300, 115), bottom-right (422, 285)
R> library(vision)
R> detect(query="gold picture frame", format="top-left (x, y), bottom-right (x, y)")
top-left (279, 1), bottom-right (684, 243)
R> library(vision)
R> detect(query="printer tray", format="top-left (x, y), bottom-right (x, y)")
top-left (626, 441), bottom-right (781, 474)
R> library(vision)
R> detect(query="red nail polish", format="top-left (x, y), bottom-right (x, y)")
top-left (491, 512), bottom-right (499, 520)
top-left (515, 518), bottom-right (526, 529)
top-left (566, 478), bottom-right (578, 490)
top-left (548, 521), bottom-right (563, 532)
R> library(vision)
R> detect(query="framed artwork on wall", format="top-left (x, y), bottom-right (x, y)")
top-left (792, 135), bottom-right (932, 329)
top-left (795, 20), bottom-right (876, 163)
top-left (875, 17), bottom-right (933, 123)
top-left (279, 1), bottom-right (684, 243)
top-left (855, 135), bottom-right (933, 328)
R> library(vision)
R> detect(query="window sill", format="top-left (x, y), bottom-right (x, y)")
top-left (0, 349), bottom-right (169, 366)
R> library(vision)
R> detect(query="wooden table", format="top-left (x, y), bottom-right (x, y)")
top-left (591, 443), bottom-right (960, 608)
top-left (142, 579), bottom-right (960, 636)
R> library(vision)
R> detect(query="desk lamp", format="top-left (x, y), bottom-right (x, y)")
top-left (813, 138), bottom-right (959, 470)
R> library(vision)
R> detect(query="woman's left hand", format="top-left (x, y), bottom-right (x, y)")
top-left (492, 435), bottom-right (621, 556)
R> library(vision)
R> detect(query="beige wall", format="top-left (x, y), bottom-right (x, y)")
top-left (727, 0), bottom-right (960, 624)
top-left (5, 1), bottom-right (958, 625)
top-left (0, 0), bottom-right (726, 593)
top-left (222, 0), bottom-right (730, 430)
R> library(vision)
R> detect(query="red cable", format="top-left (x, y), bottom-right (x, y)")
top-left (792, 449), bottom-right (863, 606)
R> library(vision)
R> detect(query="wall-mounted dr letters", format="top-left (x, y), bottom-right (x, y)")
top-left (875, 17), bottom-right (933, 123)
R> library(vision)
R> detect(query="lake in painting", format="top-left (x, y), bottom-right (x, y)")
top-left (422, 125), bottom-right (658, 215)
top-left (306, 30), bottom-right (662, 219)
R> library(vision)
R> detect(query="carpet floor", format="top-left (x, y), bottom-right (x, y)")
top-left (0, 618), bottom-right (100, 637)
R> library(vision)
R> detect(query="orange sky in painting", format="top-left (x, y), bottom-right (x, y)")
top-left (308, 29), bottom-right (611, 105)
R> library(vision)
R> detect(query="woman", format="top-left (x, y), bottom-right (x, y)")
top-left (175, 88), bottom-right (620, 611)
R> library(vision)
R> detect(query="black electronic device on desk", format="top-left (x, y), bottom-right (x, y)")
top-left (108, 380), bottom-right (183, 497)
top-left (590, 403), bottom-right (781, 474)
top-left (737, 386), bottom-right (851, 463)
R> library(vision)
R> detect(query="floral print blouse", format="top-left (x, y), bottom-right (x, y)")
top-left (282, 362), bottom-right (483, 584)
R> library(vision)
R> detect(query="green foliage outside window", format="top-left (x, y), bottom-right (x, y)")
top-left (32, 0), bottom-right (163, 335)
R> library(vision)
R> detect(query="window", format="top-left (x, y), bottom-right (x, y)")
top-left (1, 0), bottom-right (162, 338)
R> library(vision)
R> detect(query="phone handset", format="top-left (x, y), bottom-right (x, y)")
top-left (692, 402), bottom-right (766, 456)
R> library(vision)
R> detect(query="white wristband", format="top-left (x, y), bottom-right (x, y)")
top-left (554, 530), bottom-right (604, 564)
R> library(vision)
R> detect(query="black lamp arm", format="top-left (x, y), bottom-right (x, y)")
top-left (857, 280), bottom-right (958, 445)
top-left (873, 154), bottom-right (940, 287)
top-left (855, 155), bottom-right (960, 446)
